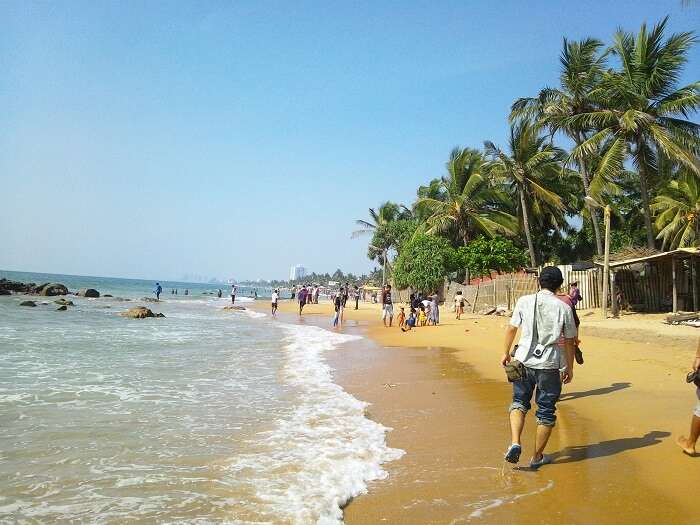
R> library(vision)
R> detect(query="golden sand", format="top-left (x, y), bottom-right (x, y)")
top-left (253, 299), bottom-right (700, 524)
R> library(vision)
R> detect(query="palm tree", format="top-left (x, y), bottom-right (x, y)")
top-left (415, 147), bottom-right (518, 248)
top-left (352, 201), bottom-right (402, 239)
top-left (653, 168), bottom-right (700, 249)
top-left (567, 18), bottom-right (700, 248)
top-left (485, 120), bottom-right (570, 267)
top-left (511, 37), bottom-right (608, 255)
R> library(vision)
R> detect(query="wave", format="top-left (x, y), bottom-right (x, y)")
top-left (225, 323), bottom-right (404, 524)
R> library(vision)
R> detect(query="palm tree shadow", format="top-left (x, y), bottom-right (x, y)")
top-left (551, 431), bottom-right (671, 464)
top-left (559, 382), bottom-right (631, 401)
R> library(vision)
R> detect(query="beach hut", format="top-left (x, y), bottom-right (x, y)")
top-left (593, 247), bottom-right (700, 314)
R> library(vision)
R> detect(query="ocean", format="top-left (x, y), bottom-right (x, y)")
top-left (0, 270), bottom-right (402, 524)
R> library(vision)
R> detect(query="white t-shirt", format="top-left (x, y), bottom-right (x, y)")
top-left (271, 292), bottom-right (279, 304)
top-left (231, 286), bottom-right (237, 296)
top-left (421, 299), bottom-right (431, 308)
top-left (510, 290), bottom-right (577, 370)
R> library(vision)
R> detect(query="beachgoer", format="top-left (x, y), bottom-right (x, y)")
top-left (291, 288), bottom-right (296, 300)
top-left (217, 289), bottom-right (222, 298)
top-left (298, 286), bottom-right (308, 315)
top-left (354, 285), bottom-right (360, 310)
top-left (418, 305), bottom-right (427, 326)
top-left (501, 266), bottom-right (576, 468)
top-left (677, 339), bottom-right (700, 456)
top-left (231, 285), bottom-right (237, 304)
top-left (397, 307), bottom-right (406, 329)
top-left (430, 292), bottom-right (440, 326)
top-left (381, 284), bottom-right (394, 327)
top-left (154, 282), bottom-right (162, 301)
top-left (333, 289), bottom-right (344, 327)
top-left (175, 289), bottom-right (178, 295)
top-left (556, 291), bottom-right (584, 365)
top-left (455, 291), bottom-right (465, 320)
top-left (271, 289), bottom-right (279, 316)
top-left (568, 282), bottom-right (582, 307)
top-left (402, 309), bottom-right (416, 332)
top-left (184, 289), bottom-right (189, 296)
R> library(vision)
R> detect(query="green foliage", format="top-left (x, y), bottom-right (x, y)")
top-left (392, 234), bottom-right (455, 292)
top-left (368, 220), bottom-right (418, 261)
top-left (454, 237), bottom-right (528, 278)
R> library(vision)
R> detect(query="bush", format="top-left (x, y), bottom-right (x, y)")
top-left (392, 234), bottom-right (455, 291)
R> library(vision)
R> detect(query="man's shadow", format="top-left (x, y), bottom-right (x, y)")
top-left (551, 431), bottom-right (670, 464)
top-left (560, 382), bottom-right (631, 401)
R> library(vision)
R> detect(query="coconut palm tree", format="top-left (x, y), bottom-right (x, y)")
top-left (415, 147), bottom-right (518, 248)
top-left (511, 37), bottom-right (608, 255)
top-left (653, 168), bottom-right (700, 249)
top-left (485, 120), bottom-right (570, 267)
top-left (567, 18), bottom-right (700, 248)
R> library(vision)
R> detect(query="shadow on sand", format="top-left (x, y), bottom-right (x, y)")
top-left (551, 430), bottom-right (671, 464)
top-left (559, 382), bottom-right (631, 401)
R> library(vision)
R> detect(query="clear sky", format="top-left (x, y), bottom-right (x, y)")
top-left (2, 1), bottom-right (698, 281)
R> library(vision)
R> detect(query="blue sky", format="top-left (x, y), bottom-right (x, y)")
top-left (1, 1), bottom-right (698, 281)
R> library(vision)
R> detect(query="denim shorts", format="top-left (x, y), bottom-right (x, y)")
top-left (695, 388), bottom-right (700, 418)
top-left (510, 366), bottom-right (562, 427)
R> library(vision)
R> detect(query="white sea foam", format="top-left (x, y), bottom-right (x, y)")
top-left (226, 323), bottom-right (404, 524)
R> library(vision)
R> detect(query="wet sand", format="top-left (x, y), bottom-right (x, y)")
top-left (252, 300), bottom-right (699, 524)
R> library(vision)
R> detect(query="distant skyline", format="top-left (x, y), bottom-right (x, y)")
top-left (2, 1), bottom-right (698, 281)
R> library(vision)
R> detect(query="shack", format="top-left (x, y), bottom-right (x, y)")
top-left (594, 247), bottom-right (700, 314)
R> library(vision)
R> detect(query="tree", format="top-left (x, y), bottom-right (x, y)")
top-left (485, 120), bottom-right (570, 267)
top-left (653, 169), bottom-right (700, 249)
top-left (454, 237), bottom-right (529, 279)
top-left (415, 147), bottom-right (518, 247)
top-left (392, 234), bottom-right (455, 292)
top-left (568, 17), bottom-right (700, 248)
top-left (511, 37), bottom-right (608, 255)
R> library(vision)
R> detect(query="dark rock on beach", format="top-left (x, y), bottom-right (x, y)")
top-left (54, 299), bottom-right (74, 306)
top-left (38, 283), bottom-right (69, 296)
top-left (19, 301), bottom-right (37, 307)
top-left (77, 288), bottom-right (100, 298)
top-left (120, 306), bottom-right (165, 319)
top-left (56, 305), bottom-right (68, 311)
top-left (222, 305), bottom-right (247, 311)
top-left (0, 290), bottom-right (10, 295)
top-left (0, 278), bottom-right (36, 294)
top-left (141, 297), bottom-right (159, 303)
top-left (103, 294), bottom-right (113, 297)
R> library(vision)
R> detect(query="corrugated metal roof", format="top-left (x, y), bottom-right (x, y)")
top-left (594, 247), bottom-right (700, 268)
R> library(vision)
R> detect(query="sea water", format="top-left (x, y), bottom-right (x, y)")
top-left (0, 271), bottom-right (402, 524)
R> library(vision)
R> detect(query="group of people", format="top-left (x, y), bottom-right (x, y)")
top-left (395, 291), bottom-right (440, 331)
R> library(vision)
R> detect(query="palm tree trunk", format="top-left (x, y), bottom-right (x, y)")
top-left (575, 135), bottom-right (604, 255)
top-left (637, 141), bottom-right (656, 249)
top-left (519, 187), bottom-right (537, 267)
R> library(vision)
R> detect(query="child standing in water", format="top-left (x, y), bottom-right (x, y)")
top-left (397, 307), bottom-right (406, 329)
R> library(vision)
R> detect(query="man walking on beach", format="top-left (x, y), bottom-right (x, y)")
top-left (230, 284), bottom-right (237, 304)
top-left (154, 282), bottom-right (162, 301)
top-left (677, 339), bottom-right (700, 456)
top-left (501, 266), bottom-right (576, 468)
top-left (298, 286), bottom-right (308, 315)
top-left (381, 284), bottom-right (394, 327)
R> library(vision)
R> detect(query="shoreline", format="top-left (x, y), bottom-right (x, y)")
top-left (251, 299), bottom-right (700, 523)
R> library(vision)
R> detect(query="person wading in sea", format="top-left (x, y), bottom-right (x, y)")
top-left (501, 266), bottom-right (576, 469)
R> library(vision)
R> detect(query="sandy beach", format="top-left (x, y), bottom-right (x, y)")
top-left (256, 299), bottom-right (700, 524)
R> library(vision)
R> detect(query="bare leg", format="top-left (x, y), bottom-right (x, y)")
top-left (677, 415), bottom-right (700, 455)
top-left (389, 315), bottom-right (393, 327)
top-left (509, 409), bottom-right (525, 445)
top-left (532, 424), bottom-right (554, 462)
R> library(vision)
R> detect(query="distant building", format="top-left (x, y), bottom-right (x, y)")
top-left (289, 264), bottom-right (307, 281)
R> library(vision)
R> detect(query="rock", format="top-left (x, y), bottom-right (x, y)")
top-left (478, 307), bottom-right (497, 315)
top-left (120, 306), bottom-right (165, 319)
top-left (112, 297), bottom-right (131, 302)
top-left (141, 297), bottom-right (159, 303)
top-left (0, 278), bottom-right (37, 294)
top-left (38, 283), bottom-right (69, 296)
top-left (103, 294), bottom-right (113, 297)
top-left (19, 300), bottom-right (37, 307)
top-left (223, 305), bottom-right (247, 311)
top-left (77, 288), bottom-right (100, 298)
top-left (0, 290), bottom-right (10, 295)
top-left (56, 305), bottom-right (68, 311)
top-left (54, 299), bottom-right (75, 306)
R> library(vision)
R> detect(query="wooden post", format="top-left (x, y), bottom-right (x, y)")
top-left (692, 257), bottom-right (698, 313)
top-left (472, 282), bottom-right (480, 313)
top-left (494, 278), bottom-right (498, 306)
top-left (602, 206), bottom-right (611, 319)
top-left (672, 257), bottom-right (678, 313)
top-left (611, 270), bottom-right (618, 318)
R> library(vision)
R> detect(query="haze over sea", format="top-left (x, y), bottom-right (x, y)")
top-left (0, 270), bottom-right (402, 524)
